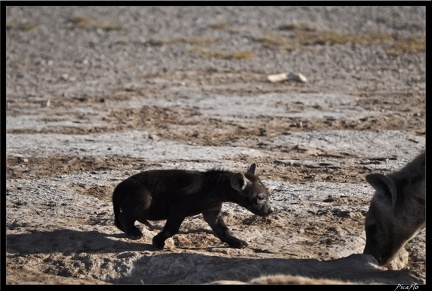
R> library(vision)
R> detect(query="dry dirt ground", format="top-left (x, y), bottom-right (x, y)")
top-left (4, 6), bottom-right (426, 286)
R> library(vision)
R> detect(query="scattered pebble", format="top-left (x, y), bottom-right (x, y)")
top-left (17, 157), bottom-right (28, 163)
top-left (267, 72), bottom-right (307, 83)
top-left (41, 99), bottom-right (50, 108)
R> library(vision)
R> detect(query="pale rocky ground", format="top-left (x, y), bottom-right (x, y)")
top-left (5, 6), bottom-right (426, 285)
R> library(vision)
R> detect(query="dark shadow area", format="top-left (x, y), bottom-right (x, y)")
top-left (5, 229), bottom-right (423, 285)
top-left (6, 229), bottom-right (156, 254)
top-left (109, 252), bottom-right (423, 285)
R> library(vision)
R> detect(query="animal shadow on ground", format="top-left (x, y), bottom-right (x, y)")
top-left (111, 252), bottom-right (423, 285)
top-left (6, 229), bottom-right (423, 285)
top-left (6, 229), bottom-right (155, 254)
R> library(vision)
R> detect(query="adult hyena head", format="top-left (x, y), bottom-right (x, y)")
top-left (363, 152), bottom-right (425, 266)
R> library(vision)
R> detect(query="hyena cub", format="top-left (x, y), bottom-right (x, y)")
top-left (112, 163), bottom-right (272, 249)
top-left (363, 151), bottom-right (425, 266)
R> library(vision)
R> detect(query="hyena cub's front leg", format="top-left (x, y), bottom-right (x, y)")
top-left (152, 216), bottom-right (185, 249)
top-left (203, 210), bottom-right (248, 248)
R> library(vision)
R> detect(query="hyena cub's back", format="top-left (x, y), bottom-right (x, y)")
top-left (363, 151), bottom-right (425, 266)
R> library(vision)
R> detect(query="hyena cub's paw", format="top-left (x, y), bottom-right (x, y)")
top-left (126, 228), bottom-right (143, 240)
top-left (152, 234), bottom-right (166, 249)
top-left (228, 239), bottom-right (248, 248)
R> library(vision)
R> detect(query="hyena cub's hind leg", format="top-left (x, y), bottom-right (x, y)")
top-left (113, 194), bottom-right (143, 239)
top-left (137, 218), bottom-right (155, 231)
top-left (118, 211), bottom-right (143, 239)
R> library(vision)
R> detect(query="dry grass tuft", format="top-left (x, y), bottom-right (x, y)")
top-left (278, 23), bottom-right (316, 32)
top-left (385, 34), bottom-right (425, 56)
top-left (146, 37), bottom-right (218, 46)
top-left (257, 34), bottom-right (298, 52)
top-left (208, 22), bottom-right (232, 30)
top-left (6, 22), bottom-right (38, 31)
top-left (257, 25), bottom-right (425, 56)
top-left (66, 15), bottom-right (123, 31)
top-left (189, 48), bottom-right (256, 60)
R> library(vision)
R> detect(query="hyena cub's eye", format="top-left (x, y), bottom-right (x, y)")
top-left (257, 194), bottom-right (265, 201)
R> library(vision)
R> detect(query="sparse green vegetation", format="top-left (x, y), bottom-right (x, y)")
top-left (189, 47), bottom-right (256, 60)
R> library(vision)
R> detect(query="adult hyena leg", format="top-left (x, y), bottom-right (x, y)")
top-left (152, 216), bottom-right (185, 249)
top-left (203, 210), bottom-right (247, 248)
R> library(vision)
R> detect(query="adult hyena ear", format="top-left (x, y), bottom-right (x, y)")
top-left (247, 163), bottom-right (257, 175)
top-left (231, 173), bottom-right (248, 191)
top-left (366, 173), bottom-right (398, 206)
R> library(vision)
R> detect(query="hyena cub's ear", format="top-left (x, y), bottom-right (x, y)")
top-left (366, 173), bottom-right (398, 206)
top-left (247, 163), bottom-right (257, 175)
top-left (231, 173), bottom-right (248, 191)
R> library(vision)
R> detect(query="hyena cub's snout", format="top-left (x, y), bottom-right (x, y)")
top-left (245, 186), bottom-right (273, 216)
top-left (244, 199), bottom-right (272, 217)
top-left (255, 195), bottom-right (273, 216)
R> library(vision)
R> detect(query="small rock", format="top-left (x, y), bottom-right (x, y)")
top-left (164, 237), bottom-right (175, 249)
top-left (287, 72), bottom-right (307, 83)
top-left (41, 99), bottom-right (50, 108)
top-left (323, 196), bottom-right (335, 202)
top-left (324, 116), bottom-right (336, 121)
top-left (267, 72), bottom-right (307, 83)
top-left (17, 157), bottom-right (28, 163)
top-left (348, 211), bottom-right (364, 221)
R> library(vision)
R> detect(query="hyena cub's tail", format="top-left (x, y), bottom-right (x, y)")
top-left (112, 189), bottom-right (125, 232)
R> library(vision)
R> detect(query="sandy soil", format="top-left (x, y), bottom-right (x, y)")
top-left (4, 6), bottom-right (426, 285)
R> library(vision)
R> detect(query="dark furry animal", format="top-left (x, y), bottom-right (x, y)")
top-left (363, 151), bottom-right (425, 266)
top-left (112, 163), bottom-right (272, 249)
